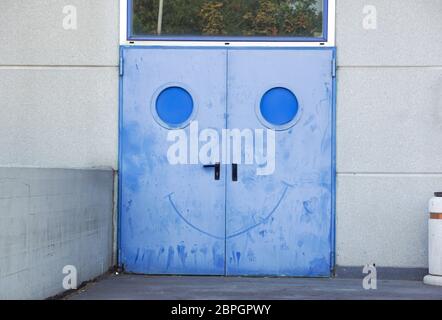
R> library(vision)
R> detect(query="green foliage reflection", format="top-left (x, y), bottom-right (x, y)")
top-left (132, 0), bottom-right (324, 38)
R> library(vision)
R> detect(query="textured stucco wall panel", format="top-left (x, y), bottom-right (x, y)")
top-left (336, 0), bottom-right (442, 66)
top-left (335, 0), bottom-right (442, 269)
top-left (337, 67), bottom-right (442, 173)
top-left (0, 0), bottom-right (119, 66)
top-left (0, 168), bottom-right (114, 300)
top-left (0, 68), bottom-right (118, 168)
top-left (336, 174), bottom-right (437, 268)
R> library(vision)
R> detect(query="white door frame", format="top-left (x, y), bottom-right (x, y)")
top-left (119, 0), bottom-right (335, 47)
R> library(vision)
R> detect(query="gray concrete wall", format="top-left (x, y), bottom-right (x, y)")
top-left (0, 1), bottom-right (119, 299)
top-left (335, 0), bottom-right (442, 269)
top-left (0, 168), bottom-right (114, 300)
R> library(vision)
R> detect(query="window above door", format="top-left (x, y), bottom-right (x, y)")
top-left (120, 0), bottom-right (335, 47)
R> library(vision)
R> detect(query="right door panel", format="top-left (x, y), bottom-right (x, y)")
top-left (226, 49), bottom-right (334, 276)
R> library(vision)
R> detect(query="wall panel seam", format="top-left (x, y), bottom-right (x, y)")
top-left (337, 65), bottom-right (442, 69)
top-left (0, 65), bottom-right (119, 69)
top-left (338, 172), bottom-right (442, 177)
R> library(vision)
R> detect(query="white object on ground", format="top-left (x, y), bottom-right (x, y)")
top-left (424, 193), bottom-right (442, 286)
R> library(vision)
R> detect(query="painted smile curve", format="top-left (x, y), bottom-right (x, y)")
top-left (166, 182), bottom-right (292, 240)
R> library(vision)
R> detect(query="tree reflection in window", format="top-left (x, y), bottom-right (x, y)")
top-left (131, 0), bottom-right (324, 39)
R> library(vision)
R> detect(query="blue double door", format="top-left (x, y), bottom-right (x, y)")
top-left (120, 47), bottom-right (335, 276)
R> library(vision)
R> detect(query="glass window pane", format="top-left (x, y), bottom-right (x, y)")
top-left (130, 0), bottom-right (325, 40)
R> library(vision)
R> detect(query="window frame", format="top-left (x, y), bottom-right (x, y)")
top-left (120, 0), bottom-right (335, 47)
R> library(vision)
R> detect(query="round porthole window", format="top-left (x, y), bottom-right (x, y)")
top-left (154, 86), bottom-right (195, 129)
top-left (258, 87), bottom-right (301, 130)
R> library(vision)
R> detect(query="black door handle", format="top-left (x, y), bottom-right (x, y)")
top-left (232, 164), bottom-right (238, 182)
top-left (203, 163), bottom-right (220, 180)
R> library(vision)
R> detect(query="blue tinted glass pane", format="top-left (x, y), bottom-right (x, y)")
top-left (131, 0), bottom-right (325, 39)
top-left (260, 87), bottom-right (299, 126)
top-left (156, 87), bottom-right (194, 126)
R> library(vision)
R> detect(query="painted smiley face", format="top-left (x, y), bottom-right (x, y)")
top-left (148, 84), bottom-right (302, 241)
top-left (166, 181), bottom-right (293, 240)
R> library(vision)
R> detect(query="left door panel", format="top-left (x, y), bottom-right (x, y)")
top-left (120, 48), bottom-right (227, 275)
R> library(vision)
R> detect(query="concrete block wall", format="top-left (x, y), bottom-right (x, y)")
top-left (0, 168), bottom-right (114, 300)
top-left (335, 0), bottom-right (442, 270)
